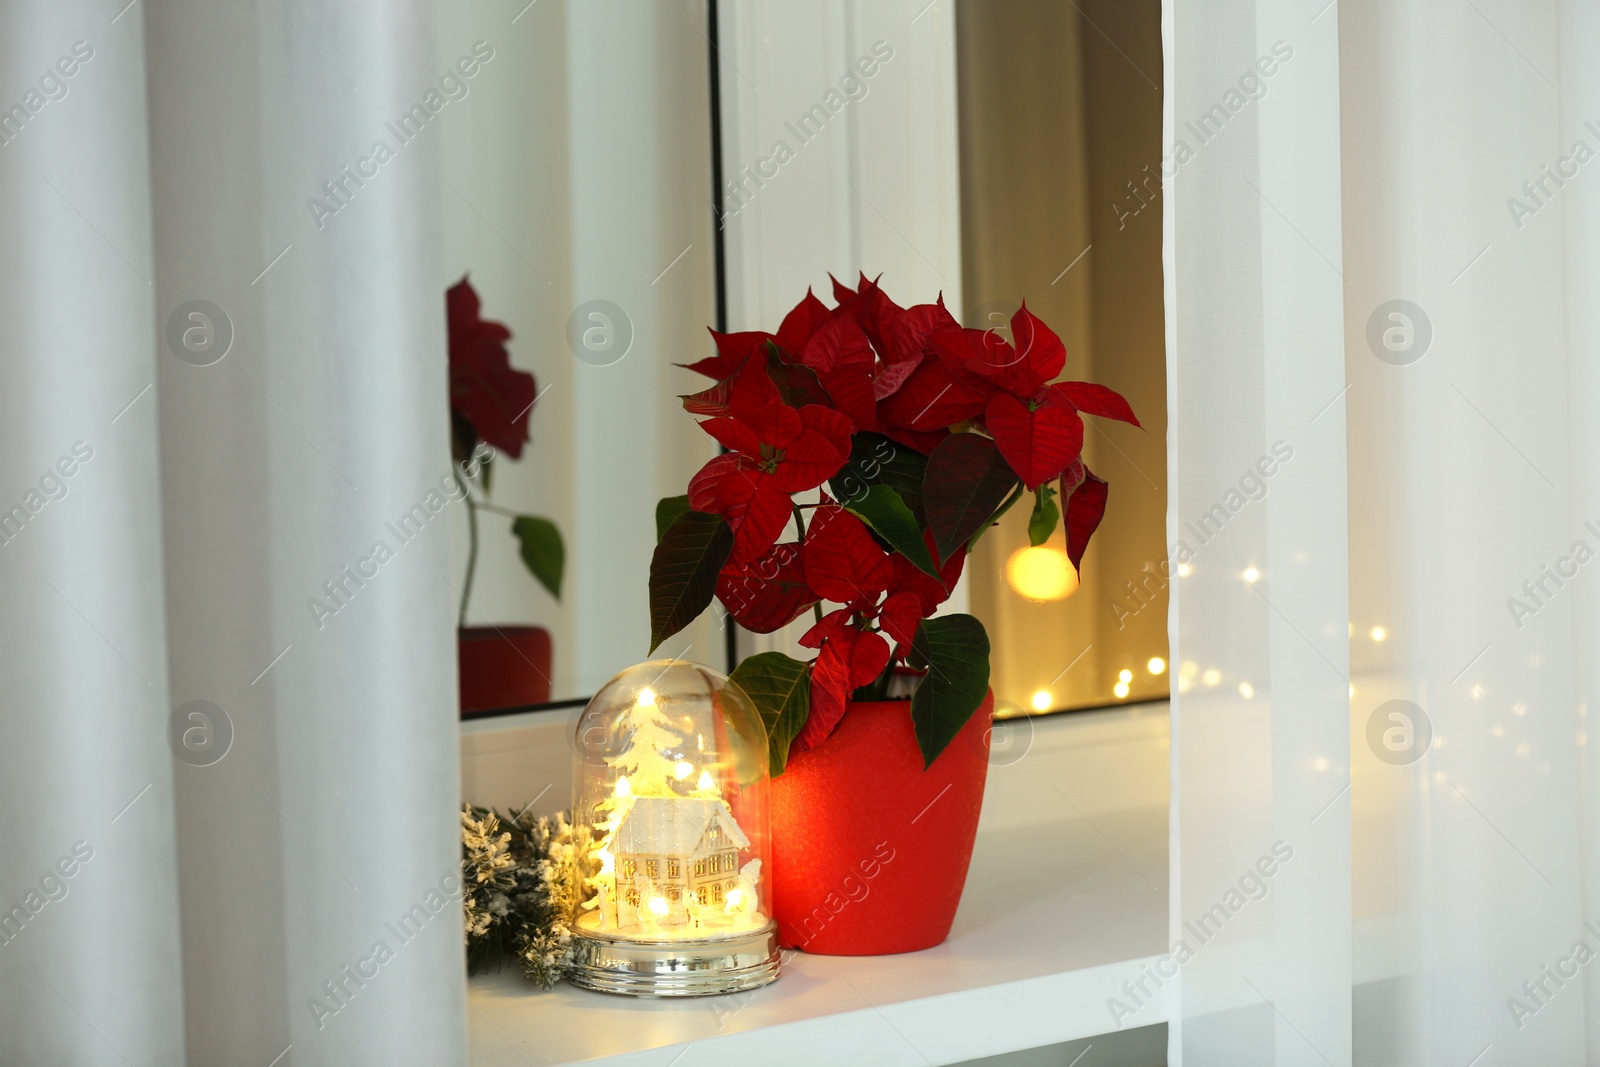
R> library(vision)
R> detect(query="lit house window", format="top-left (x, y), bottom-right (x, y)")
top-left (668, 859), bottom-right (680, 878)
top-left (646, 860), bottom-right (658, 878)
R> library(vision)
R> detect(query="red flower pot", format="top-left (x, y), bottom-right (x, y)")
top-left (458, 626), bottom-right (552, 716)
top-left (770, 689), bottom-right (993, 955)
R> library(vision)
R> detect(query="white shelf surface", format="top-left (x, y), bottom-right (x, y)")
top-left (465, 703), bottom-right (1171, 1066)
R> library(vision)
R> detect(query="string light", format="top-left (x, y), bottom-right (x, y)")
top-left (1146, 657), bottom-right (1166, 675)
top-left (1005, 545), bottom-right (1080, 601)
top-left (1031, 690), bottom-right (1052, 712)
top-left (1242, 566), bottom-right (1260, 583)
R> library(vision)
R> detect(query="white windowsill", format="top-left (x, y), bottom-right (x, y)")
top-left (463, 702), bottom-right (1171, 1066)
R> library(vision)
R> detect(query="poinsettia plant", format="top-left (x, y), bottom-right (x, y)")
top-left (448, 276), bottom-right (564, 622)
top-left (647, 275), bottom-right (1136, 773)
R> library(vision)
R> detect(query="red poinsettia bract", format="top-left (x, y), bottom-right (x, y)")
top-left (687, 359), bottom-right (853, 564)
top-left (447, 276), bottom-right (536, 458)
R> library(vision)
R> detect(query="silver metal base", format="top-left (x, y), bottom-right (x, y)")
top-left (568, 921), bottom-right (781, 997)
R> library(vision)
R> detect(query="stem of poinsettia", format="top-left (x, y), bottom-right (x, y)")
top-left (455, 469), bottom-right (478, 627)
top-left (793, 503), bottom-right (825, 625)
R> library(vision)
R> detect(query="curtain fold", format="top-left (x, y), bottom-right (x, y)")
top-left (1164, 2), bottom-right (1352, 1063)
top-left (0, 6), bottom-right (187, 1065)
top-left (1, 2), bottom-right (463, 1064)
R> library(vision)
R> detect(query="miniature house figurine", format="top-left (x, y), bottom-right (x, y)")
top-left (612, 796), bottom-right (749, 927)
top-left (568, 660), bottom-right (779, 996)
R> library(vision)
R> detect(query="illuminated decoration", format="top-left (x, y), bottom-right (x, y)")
top-left (1370, 626), bottom-right (1387, 642)
top-left (568, 660), bottom-right (779, 996)
top-left (1005, 545), bottom-right (1079, 601)
top-left (1030, 689), bottom-right (1053, 712)
top-left (1146, 657), bottom-right (1166, 675)
top-left (1242, 566), bottom-right (1260, 583)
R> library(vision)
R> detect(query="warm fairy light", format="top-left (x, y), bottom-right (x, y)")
top-left (1242, 566), bottom-right (1260, 583)
top-left (614, 775), bottom-right (632, 799)
top-left (725, 888), bottom-right (747, 912)
top-left (1202, 669), bottom-right (1221, 687)
top-left (1113, 681), bottom-right (1131, 699)
top-left (1177, 562), bottom-right (1193, 577)
top-left (1239, 682), bottom-right (1255, 699)
top-left (648, 896), bottom-right (669, 917)
top-left (697, 770), bottom-right (715, 792)
top-left (1031, 689), bottom-right (1053, 712)
top-left (1370, 626), bottom-right (1387, 642)
top-left (1146, 657), bottom-right (1166, 675)
top-left (596, 848), bottom-right (615, 875)
top-left (637, 687), bottom-right (656, 707)
top-left (1118, 668), bottom-right (1133, 684)
top-left (1005, 545), bottom-right (1079, 601)
top-left (674, 760), bottom-right (694, 780)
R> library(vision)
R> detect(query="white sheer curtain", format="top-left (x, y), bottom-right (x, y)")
top-left (1169, 0), bottom-right (1600, 1064)
top-left (1, 3), bottom-right (462, 1065)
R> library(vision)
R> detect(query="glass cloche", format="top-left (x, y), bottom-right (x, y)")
top-left (567, 660), bottom-right (779, 996)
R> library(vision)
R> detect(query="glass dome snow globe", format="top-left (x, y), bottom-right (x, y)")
top-left (567, 659), bottom-right (779, 996)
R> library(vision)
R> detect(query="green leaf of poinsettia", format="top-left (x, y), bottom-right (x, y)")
top-left (655, 494), bottom-right (691, 543)
top-left (1028, 484), bottom-right (1059, 547)
top-left (728, 651), bottom-right (811, 777)
top-left (511, 516), bottom-right (564, 600)
top-left (648, 510), bottom-right (734, 653)
top-left (844, 484), bottom-right (942, 582)
top-left (828, 431), bottom-right (930, 521)
top-left (924, 433), bottom-right (1021, 560)
top-left (909, 614), bottom-right (991, 768)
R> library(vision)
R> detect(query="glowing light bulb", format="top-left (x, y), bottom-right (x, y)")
top-left (674, 760), bottom-right (693, 780)
top-left (1238, 682), bottom-right (1254, 699)
top-left (725, 888), bottom-right (746, 911)
top-left (648, 896), bottom-right (668, 916)
top-left (637, 687), bottom-right (656, 707)
top-left (1243, 566), bottom-right (1260, 583)
top-left (1113, 681), bottom-right (1131, 699)
top-left (1031, 689), bottom-right (1053, 712)
top-left (1005, 545), bottom-right (1079, 601)
top-left (697, 771), bottom-right (715, 792)
top-left (614, 776), bottom-right (632, 799)
top-left (1370, 626), bottom-right (1387, 642)
top-left (1118, 669), bottom-right (1133, 684)
top-left (1146, 657), bottom-right (1166, 675)
top-left (1176, 562), bottom-right (1193, 577)
top-left (596, 848), bottom-right (614, 874)
top-left (1202, 669), bottom-right (1221, 687)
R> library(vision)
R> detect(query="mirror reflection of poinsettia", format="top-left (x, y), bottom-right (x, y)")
top-left (647, 274), bottom-right (1137, 773)
top-left (447, 276), bottom-right (564, 619)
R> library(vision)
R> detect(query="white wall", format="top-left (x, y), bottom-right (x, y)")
top-left (718, 0), bottom-right (966, 660)
top-left (438, 0), bottom-right (723, 700)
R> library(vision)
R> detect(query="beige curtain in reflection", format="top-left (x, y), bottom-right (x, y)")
top-left (0, 3), bottom-right (464, 1065)
top-left (958, 0), bottom-right (1169, 713)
